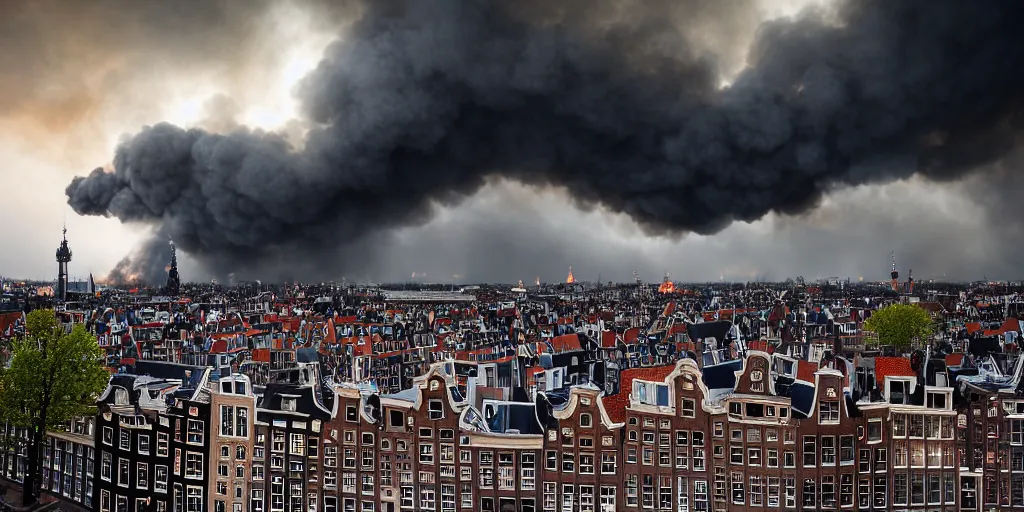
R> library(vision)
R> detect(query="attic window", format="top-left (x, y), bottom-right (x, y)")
top-left (282, 398), bottom-right (297, 412)
top-left (926, 391), bottom-right (947, 410)
top-left (889, 381), bottom-right (910, 405)
top-left (633, 381), bottom-right (670, 407)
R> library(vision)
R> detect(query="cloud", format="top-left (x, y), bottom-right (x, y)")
top-left (61, 0), bottom-right (1024, 284)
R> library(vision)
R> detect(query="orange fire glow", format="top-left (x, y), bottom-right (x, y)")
top-left (658, 280), bottom-right (676, 294)
top-left (566, 266), bottom-right (575, 284)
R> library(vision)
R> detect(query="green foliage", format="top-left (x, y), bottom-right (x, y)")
top-left (863, 303), bottom-right (935, 350)
top-left (0, 309), bottom-right (109, 504)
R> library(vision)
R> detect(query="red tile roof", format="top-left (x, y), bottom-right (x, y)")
top-left (624, 327), bottom-right (641, 344)
top-left (550, 333), bottom-right (582, 352)
top-left (984, 317), bottom-right (1020, 337)
top-left (601, 365), bottom-right (676, 424)
top-left (875, 356), bottom-right (915, 387)
top-left (601, 330), bottom-right (617, 348)
top-left (796, 361), bottom-right (818, 383)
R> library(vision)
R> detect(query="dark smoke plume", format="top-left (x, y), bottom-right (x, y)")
top-left (66, 0), bottom-right (1024, 283)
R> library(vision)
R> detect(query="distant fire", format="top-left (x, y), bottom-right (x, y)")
top-left (658, 280), bottom-right (676, 294)
top-left (566, 266), bottom-right (575, 284)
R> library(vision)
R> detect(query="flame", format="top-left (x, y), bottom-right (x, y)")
top-left (658, 280), bottom-right (676, 294)
top-left (566, 266), bottom-right (575, 284)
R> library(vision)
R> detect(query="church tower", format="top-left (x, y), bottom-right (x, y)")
top-left (890, 251), bottom-right (899, 292)
top-left (165, 240), bottom-right (181, 295)
top-left (55, 227), bottom-right (72, 302)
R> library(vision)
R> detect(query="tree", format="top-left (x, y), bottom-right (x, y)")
top-left (0, 309), bottom-right (109, 506)
top-left (864, 303), bottom-right (936, 352)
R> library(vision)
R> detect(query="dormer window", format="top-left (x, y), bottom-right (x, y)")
top-left (926, 391), bottom-right (947, 410)
top-left (889, 380), bottom-right (910, 405)
top-left (633, 381), bottom-right (669, 407)
top-left (282, 398), bottom-right (297, 412)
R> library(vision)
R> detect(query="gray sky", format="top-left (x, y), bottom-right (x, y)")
top-left (2, 0), bottom-right (1019, 284)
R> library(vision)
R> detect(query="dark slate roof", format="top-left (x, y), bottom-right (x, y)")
top-left (702, 359), bottom-right (742, 390)
top-left (258, 383), bottom-right (332, 419)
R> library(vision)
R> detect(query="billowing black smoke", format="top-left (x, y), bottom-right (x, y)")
top-left (66, 0), bottom-right (1024, 283)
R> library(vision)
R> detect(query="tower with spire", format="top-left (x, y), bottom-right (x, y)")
top-left (890, 251), bottom-right (899, 292)
top-left (55, 226), bottom-right (72, 302)
top-left (165, 240), bottom-right (181, 295)
top-left (566, 266), bottom-right (575, 284)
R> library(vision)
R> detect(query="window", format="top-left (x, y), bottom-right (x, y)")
top-left (221, 406), bottom-right (234, 436)
top-left (601, 486), bottom-right (616, 510)
top-left (909, 415), bottom-right (924, 438)
top-left (872, 475), bottom-right (888, 507)
top-left (821, 436), bottom-right (836, 465)
top-left (601, 452), bottom-right (616, 473)
top-left (428, 400), bottom-right (444, 420)
top-left (802, 436), bottom-right (816, 466)
top-left (819, 401), bottom-right (839, 423)
top-left (911, 473), bottom-right (924, 505)
top-left (185, 452), bottom-right (203, 479)
top-left (186, 486), bottom-right (203, 512)
top-left (730, 446), bottom-right (744, 465)
top-left (157, 432), bottom-right (169, 457)
top-left (186, 420), bottom-right (204, 445)
top-left (290, 434), bottom-right (305, 455)
top-left (682, 399), bottom-right (695, 417)
top-left (119, 430), bottom-right (130, 451)
top-left (633, 381), bottom-right (670, 407)
top-left (767, 449), bottom-right (778, 468)
top-left (101, 452), bottom-right (112, 481)
top-left (118, 458), bottom-right (129, 487)
top-left (626, 474), bottom-right (639, 507)
top-left (890, 380), bottom-right (910, 404)
top-left (867, 418), bottom-right (882, 441)
top-left (802, 479), bottom-right (816, 508)
top-left (235, 408), bottom-right (248, 438)
top-left (749, 475), bottom-right (763, 506)
top-left (521, 452), bottom-right (536, 490)
top-left (894, 473), bottom-right (908, 505)
top-left (419, 486), bottom-right (435, 510)
top-left (731, 472), bottom-right (745, 504)
top-left (139, 435), bottom-right (150, 455)
top-left (419, 444), bottom-right (433, 464)
top-left (561, 452), bottom-right (574, 472)
top-left (579, 454), bottom-right (594, 474)
top-left (821, 475), bottom-right (836, 508)
top-left (927, 391), bottom-right (947, 409)
top-left (579, 413), bottom-right (592, 428)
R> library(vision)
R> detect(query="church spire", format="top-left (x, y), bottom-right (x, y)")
top-left (165, 239), bottom-right (181, 295)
